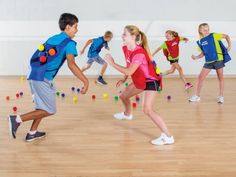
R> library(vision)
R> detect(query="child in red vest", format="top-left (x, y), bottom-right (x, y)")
top-left (152, 30), bottom-right (193, 90)
top-left (105, 25), bottom-right (174, 146)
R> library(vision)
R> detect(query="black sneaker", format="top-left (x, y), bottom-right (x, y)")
top-left (8, 115), bottom-right (21, 139)
top-left (25, 131), bottom-right (46, 142)
top-left (97, 76), bottom-right (107, 85)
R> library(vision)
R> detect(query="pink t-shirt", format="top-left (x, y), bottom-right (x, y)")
top-left (130, 46), bottom-right (156, 81)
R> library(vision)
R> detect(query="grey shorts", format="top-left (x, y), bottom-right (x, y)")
top-left (87, 55), bottom-right (106, 65)
top-left (203, 60), bottom-right (225, 70)
top-left (29, 79), bottom-right (56, 114)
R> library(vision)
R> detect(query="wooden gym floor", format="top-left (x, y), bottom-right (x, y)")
top-left (0, 76), bottom-right (236, 177)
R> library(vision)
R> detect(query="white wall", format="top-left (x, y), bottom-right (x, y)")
top-left (0, 0), bottom-right (236, 76)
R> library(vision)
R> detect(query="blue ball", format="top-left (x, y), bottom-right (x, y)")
top-left (77, 88), bottom-right (80, 93)
top-left (61, 93), bottom-right (65, 97)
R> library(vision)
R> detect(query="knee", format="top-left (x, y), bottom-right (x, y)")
top-left (142, 106), bottom-right (152, 116)
top-left (169, 69), bottom-right (175, 74)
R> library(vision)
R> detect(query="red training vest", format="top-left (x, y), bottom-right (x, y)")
top-left (163, 36), bottom-right (180, 60)
top-left (122, 46), bottom-right (162, 90)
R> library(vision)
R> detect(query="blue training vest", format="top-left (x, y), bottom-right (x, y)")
top-left (28, 38), bottom-right (75, 81)
top-left (197, 33), bottom-right (231, 63)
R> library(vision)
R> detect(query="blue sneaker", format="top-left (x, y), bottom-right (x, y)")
top-left (97, 76), bottom-right (107, 85)
top-left (25, 131), bottom-right (46, 142)
top-left (8, 115), bottom-right (21, 139)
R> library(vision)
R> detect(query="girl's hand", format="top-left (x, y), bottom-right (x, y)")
top-left (80, 83), bottom-right (88, 94)
top-left (116, 79), bottom-right (125, 88)
top-left (227, 46), bottom-right (231, 52)
top-left (79, 50), bottom-right (84, 55)
top-left (184, 38), bottom-right (189, 43)
top-left (191, 55), bottom-right (197, 60)
top-left (104, 54), bottom-right (115, 65)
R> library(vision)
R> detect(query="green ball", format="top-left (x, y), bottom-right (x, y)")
top-left (157, 87), bottom-right (161, 93)
top-left (56, 91), bottom-right (60, 96)
top-left (114, 96), bottom-right (119, 101)
top-left (125, 82), bottom-right (129, 87)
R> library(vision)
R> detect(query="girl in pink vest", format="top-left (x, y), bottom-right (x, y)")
top-left (105, 25), bottom-right (174, 145)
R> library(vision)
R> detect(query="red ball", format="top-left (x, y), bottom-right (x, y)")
top-left (92, 95), bottom-right (96, 100)
top-left (132, 102), bottom-right (137, 108)
top-left (13, 106), bottom-right (17, 112)
top-left (40, 56), bottom-right (47, 63)
top-left (16, 93), bottom-right (20, 98)
top-left (6, 96), bottom-right (10, 101)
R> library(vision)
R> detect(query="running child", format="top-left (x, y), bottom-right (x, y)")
top-left (80, 31), bottom-right (113, 85)
top-left (152, 30), bottom-right (193, 90)
top-left (189, 23), bottom-right (231, 103)
top-left (104, 25), bottom-right (174, 145)
top-left (8, 13), bottom-right (89, 142)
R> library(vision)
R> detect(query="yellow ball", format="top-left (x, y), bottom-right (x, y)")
top-left (38, 44), bottom-right (45, 51)
top-left (73, 96), bottom-right (78, 103)
top-left (103, 93), bottom-right (108, 99)
top-left (20, 76), bottom-right (25, 81)
top-left (155, 68), bottom-right (161, 75)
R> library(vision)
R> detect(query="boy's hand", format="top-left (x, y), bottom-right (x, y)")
top-left (227, 46), bottom-right (231, 52)
top-left (191, 55), bottom-right (197, 60)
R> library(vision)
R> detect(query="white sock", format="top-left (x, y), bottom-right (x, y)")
top-left (29, 130), bottom-right (37, 135)
top-left (16, 115), bottom-right (22, 123)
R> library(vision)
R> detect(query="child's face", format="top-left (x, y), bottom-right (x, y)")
top-left (165, 33), bottom-right (173, 41)
top-left (104, 36), bottom-right (112, 42)
top-left (122, 28), bottom-right (135, 45)
top-left (65, 23), bottom-right (78, 38)
top-left (199, 25), bottom-right (210, 37)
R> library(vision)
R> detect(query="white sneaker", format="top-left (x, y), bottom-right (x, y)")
top-left (217, 96), bottom-right (224, 104)
top-left (113, 112), bottom-right (133, 120)
top-left (151, 133), bottom-right (174, 145)
top-left (189, 95), bottom-right (200, 102)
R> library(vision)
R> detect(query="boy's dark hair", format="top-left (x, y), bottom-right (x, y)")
top-left (59, 13), bottom-right (79, 31)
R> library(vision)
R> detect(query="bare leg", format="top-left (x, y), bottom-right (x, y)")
top-left (100, 62), bottom-right (108, 76)
top-left (172, 63), bottom-right (187, 84)
top-left (216, 68), bottom-right (224, 96)
top-left (195, 68), bottom-right (211, 96)
top-left (163, 64), bottom-right (176, 76)
top-left (119, 83), bottom-right (143, 116)
top-left (142, 91), bottom-right (171, 136)
top-left (81, 63), bottom-right (92, 72)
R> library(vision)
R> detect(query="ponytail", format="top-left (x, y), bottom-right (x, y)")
top-left (166, 30), bottom-right (179, 37)
top-left (139, 31), bottom-right (152, 59)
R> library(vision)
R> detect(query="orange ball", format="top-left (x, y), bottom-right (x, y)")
top-left (48, 48), bottom-right (56, 56)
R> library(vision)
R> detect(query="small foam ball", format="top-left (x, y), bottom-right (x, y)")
top-left (20, 76), bottom-right (25, 81)
top-left (157, 87), bottom-right (161, 93)
top-left (92, 95), bottom-right (96, 100)
top-left (114, 96), bottom-right (119, 101)
top-left (6, 96), bottom-right (10, 101)
top-left (132, 102), bottom-right (137, 108)
top-left (56, 91), bottom-right (60, 96)
top-left (48, 48), bottom-right (56, 56)
top-left (167, 95), bottom-right (171, 100)
top-left (39, 56), bottom-right (47, 63)
top-left (77, 88), bottom-right (80, 93)
top-left (16, 93), bottom-right (20, 98)
top-left (156, 68), bottom-right (161, 75)
top-left (19, 92), bottom-right (23, 97)
top-left (13, 106), bottom-right (17, 112)
top-left (135, 95), bottom-right (140, 102)
top-left (61, 93), bottom-right (65, 98)
top-left (73, 96), bottom-right (78, 103)
top-left (103, 93), bottom-right (108, 99)
top-left (71, 87), bottom-right (75, 91)
top-left (125, 82), bottom-right (129, 87)
top-left (38, 44), bottom-right (45, 51)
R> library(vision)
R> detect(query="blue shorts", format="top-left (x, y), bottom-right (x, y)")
top-left (203, 60), bottom-right (225, 70)
top-left (87, 55), bottom-right (106, 65)
top-left (29, 79), bottom-right (56, 114)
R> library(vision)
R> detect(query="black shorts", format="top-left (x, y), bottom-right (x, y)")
top-left (144, 80), bottom-right (160, 91)
top-left (203, 60), bottom-right (225, 70)
top-left (170, 59), bottom-right (179, 64)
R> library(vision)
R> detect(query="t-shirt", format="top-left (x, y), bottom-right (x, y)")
top-left (159, 37), bottom-right (185, 60)
top-left (44, 32), bottom-right (78, 80)
top-left (87, 36), bottom-right (108, 58)
top-left (131, 46), bottom-right (156, 81)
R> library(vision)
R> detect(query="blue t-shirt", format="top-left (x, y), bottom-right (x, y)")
top-left (87, 36), bottom-right (108, 58)
top-left (43, 32), bottom-right (78, 80)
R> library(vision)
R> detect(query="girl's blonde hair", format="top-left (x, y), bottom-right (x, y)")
top-left (125, 25), bottom-right (152, 58)
top-left (198, 23), bottom-right (209, 38)
top-left (166, 30), bottom-right (179, 37)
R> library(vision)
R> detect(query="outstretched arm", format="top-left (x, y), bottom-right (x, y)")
top-left (67, 54), bottom-right (89, 94)
top-left (152, 47), bottom-right (162, 57)
top-left (80, 39), bottom-right (93, 55)
top-left (222, 34), bottom-right (231, 51)
top-left (191, 52), bottom-right (204, 60)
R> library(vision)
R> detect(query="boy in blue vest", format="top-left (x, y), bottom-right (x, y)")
top-left (8, 13), bottom-right (89, 142)
top-left (80, 31), bottom-right (113, 85)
